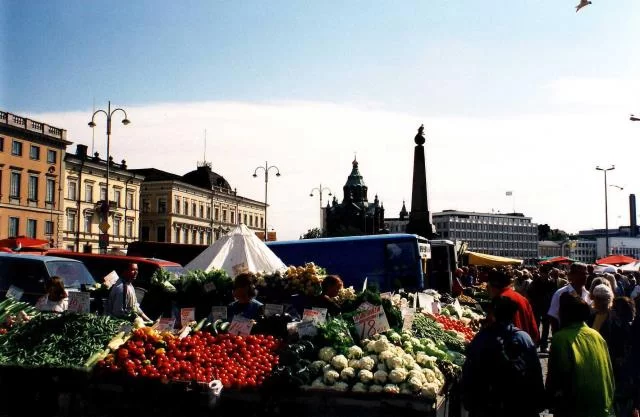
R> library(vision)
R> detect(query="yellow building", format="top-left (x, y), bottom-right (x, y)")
top-left (0, 110), bottom-right (70, 245)
top-left (132, 163), bottom-right (266, 244)
top-left (62, 144), bottom-right (144, 253)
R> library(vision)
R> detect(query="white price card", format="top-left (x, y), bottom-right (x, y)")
top-left (103, 271), bottom-right (119, 289)
top-left (452, 299), bottom-right (463, 319)
top-left (6, 285), bottom-right (23, 301)
top-left (228, 317), bottom-right (253, 336)
top-left (68, 291), bottom-right (91, 313)
top-left (297, 321), bottom-right (318, 338)
top-left (210, 306), bottom-right (227, 321)
top-left (432, 301), bottom-right (441, 315)
top-left (353, 305), bottom-right (390, 340)
top-left (312, 307), bottom-right (328, 324)
top-left (402, 313), bottom-right (415, 332)
top-left (302, 309), bottom-right (321, 324)
top-left (418, 294), bottom-right (434, 313)
top-left (153, 318), bottom-right (176, 331)
top-left (204, 282), bottom-right (216, 293)
top-left (265, 304), bottom-right (284, 317)
top-left (357, 301), bottom-right (375, 312)
top-left (180, 307), bottom-right (195, 327)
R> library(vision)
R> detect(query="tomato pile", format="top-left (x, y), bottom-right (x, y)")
top-left (97, 327), bottom-right (281, 389)
top-left (433, 314), bottom-right (475, 342)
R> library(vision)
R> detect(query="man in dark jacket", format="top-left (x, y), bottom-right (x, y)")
top-left (527, 265), bottom-right (556, 352)
top-left (462, 296), bottom-right (545, 417)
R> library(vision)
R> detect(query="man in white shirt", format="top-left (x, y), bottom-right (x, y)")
top-left (106, 262), bottom-right (150, 321)
top-left (547, 262), bottom-right (591, 331)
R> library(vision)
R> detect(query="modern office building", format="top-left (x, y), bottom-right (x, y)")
top-left (432, 210), bottom-right (538, 259)
top-left (131, 162), bottom-right (267, 244)
top-left (62, 144), bottom-right (144, 253)
top-left (0, 110), bottom-right (70, 245)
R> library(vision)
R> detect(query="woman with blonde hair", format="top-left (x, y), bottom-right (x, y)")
top-left (588, 284), bottom-right (613, 333)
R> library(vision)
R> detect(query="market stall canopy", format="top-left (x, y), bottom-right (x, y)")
top-left (466, 251), bottom-right (523, 266)
top-left (619, 261), bottom-right (640, 272)
top-left (0, 236), bottom-right (49, 250)
top-left (185, 224), bottom-right (287, 276)
top-left (594, 264), bottom-right (617, 274)
top-left (539, 256), bottom-right (576, 265)
top-left (596, 255), bottom-right (637, 266)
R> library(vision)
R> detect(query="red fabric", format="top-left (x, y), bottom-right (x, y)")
top-left (499, 288), bottom-right (540, 344)
top-left (452, 277), bottom-right (464, 297)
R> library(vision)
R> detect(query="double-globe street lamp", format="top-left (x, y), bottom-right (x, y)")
top-left (309, 184), bottom-right (332, 232)
top-left (596, 165), bottom-right (615, 256)
top-left (253, 162), bottom-right (281, 242)
top-left (88, 101), bottom-right (130, 252)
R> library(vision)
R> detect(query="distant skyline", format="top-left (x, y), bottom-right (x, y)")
top-left (2, 1), bottom-right (640, 239)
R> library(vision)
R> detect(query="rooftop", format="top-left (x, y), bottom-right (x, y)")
top-left (0, 110), bottom-right (71, 145)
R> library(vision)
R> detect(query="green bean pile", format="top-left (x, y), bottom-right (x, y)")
top-left (412, 313), bottom-right (466, 353)
top-left (0, 313), bottom-right (125, 367)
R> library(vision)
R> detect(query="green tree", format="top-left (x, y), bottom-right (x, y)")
top-left (300, 227), bottom-right (323, 239)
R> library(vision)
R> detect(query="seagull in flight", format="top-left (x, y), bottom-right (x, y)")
top-left (576, 0), bottom-right (592, 12)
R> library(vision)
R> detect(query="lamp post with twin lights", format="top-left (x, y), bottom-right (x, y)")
top-left (596, 165), bottom-right (615, 256)
top-left (252, 162), bottom-right (281, 242)
top-left (310, 184), bottom-right (332, 232)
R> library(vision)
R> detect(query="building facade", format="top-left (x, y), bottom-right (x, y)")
top-left (538, 240), bottom-right (562, 258)
top-left (132, 163), bottom-right (266, 244)
top-left (0, 110), bottom-right (70, 245)
top-left (384, 201), bottom-right (409, 233)
top-left (567, 240), bottom-right (597, 264)
top-left (432, 210), bottom-right (538, 259)
top-left (62, 144), bottom-right (144, 253)
top-left (324, 158), bottom-right (386, 237)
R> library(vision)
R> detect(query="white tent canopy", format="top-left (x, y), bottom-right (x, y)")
top-left (185, 224), bottom-right (287, 277)
top-left (619, 261), bottom-right (640, 272)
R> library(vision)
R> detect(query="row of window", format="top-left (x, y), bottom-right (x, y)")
top-left (67, 181), bottom-right (135, 208)
top-left (147, 198), bottom-right (264, 227)
top-left (8, 217), bottom-right (54, 238)
top-left (5, 171), bottom-right (56, 202)
top-left (436, 223), bottom-right (536, 234)
top-left (0, 138), bottom-right (57, 163)
top-left (435, 215), bottom-right (534, 226)
top-left (444, 230), bottom-right (537, 242)
top-left (64, 211), bottom-right (134, 237)
top-left (175, 228), bottom-right (210, 245)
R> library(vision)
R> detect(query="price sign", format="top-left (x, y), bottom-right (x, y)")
top-left (265, 304), bottom-right (284, 317)
top-left (103, 271), bottom-right (119, 289)
top-left (402, 313), bottom-right (415, 332)
top-left (210, 306), bottom-right (227, 321)
top-left (452, 299), bottom-right (463, 319)
top-left (312, 307), bottom-right (328, 324)
top-left (6, 285), bottom-right (23, 301)
top-left (353, 305), bottom-right (390, 340)
top-left (357, 302), bottom-right (374, 312)
top-left (228, 317), bottom-right (253, 336)
top-left (180, 307), bottom-right (195, 327)
top-left (204, 282), bottom-right (216, 293)
top-left (432, 301), bottom-right (441, 315)
top-left (232, 262), bottom-right (249, 276)
top-left (302, 309), bottom-right (321, 324)
top-left (296, 321), bottom-right (318, 338)
top-left (153, 318), bottom-right (176, 332)
top-left (68, 291), bottom-right (91, 313)
top-left (418, 294), bottom-right (434, 313)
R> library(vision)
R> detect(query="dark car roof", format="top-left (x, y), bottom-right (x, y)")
top-left (43, 251), bottom-right (181, 266)
top-left (0, 253), bottom-right (85, 263)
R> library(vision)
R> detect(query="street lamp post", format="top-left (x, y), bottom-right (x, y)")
top-left (252, 161), bottom-right (281, 242)
top-left (309, 184), bottom-right (332, 232)
top-left (596, 165), bottom-right (615, 256)
top-left (88, 101), bottom-right (130, 253)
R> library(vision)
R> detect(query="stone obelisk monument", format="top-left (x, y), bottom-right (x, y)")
top-left (406, 124), bottom-right (435, 238)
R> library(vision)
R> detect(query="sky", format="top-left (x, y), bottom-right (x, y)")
top-left (2, 0), bottom-right (640, 240)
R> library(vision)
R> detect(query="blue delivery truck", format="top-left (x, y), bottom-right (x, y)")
top-left (266, 234), bottom-right (433, 292)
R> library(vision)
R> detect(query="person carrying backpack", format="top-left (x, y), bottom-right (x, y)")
top-left (462, 296), bottom-right (545, 417)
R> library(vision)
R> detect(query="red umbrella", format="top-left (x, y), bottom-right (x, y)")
top-left (539, 256), bottom-right (575, 265)
top-left (0, 236), bottom-right (49, 250)
top-left (596, 255), bottom-right (637, 266)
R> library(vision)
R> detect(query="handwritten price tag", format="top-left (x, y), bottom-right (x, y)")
top-left (452, 299), bottom-right (463, 319)
top-left (297, 321), bottom-right (318, 338)
top-left (6, 285), bottom-right (23, 301)
top-left (353, 305), bottom-right (390, 340)
top-left (312, 307), bottom-right (328, 324)
top-left (210, 306), bottom-right (227, 321)
top-left (265, 304), bottom-right (284, 317)
top-left (228, 317), bottom-right (253, 336)
top-left (204, 282), bottom-right (216, 293)
top-left (153, 318), bottom-right (176, 331)
top-left (302, 309), bottom-right (321, 324)
top-left (180, 307), bottom-right (195, 327)
top-left (68, 291), bottom-right (91, 313)
top-left (103, 271), bottom-right (119, 289)
top-left (418, 293), bottom-right (434, 313)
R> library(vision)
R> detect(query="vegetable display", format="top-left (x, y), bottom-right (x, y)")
top-left (0, 313), bottom-right (125, 367)
top-left (430, 314), bottom-right (475, 342)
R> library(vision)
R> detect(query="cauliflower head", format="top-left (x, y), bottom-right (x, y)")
top-left (310, 360), bottom-right (326, 374)
top-left (386, 356), bottom-right (404, 370)
top-left (407, 376), bottom-right (423, 392)
top-left (340, 367), bottom-right (356, 381)
top-left (333, 381), bottom-right (349, 392)
top-left (358, 369), bottom-right (374, 383)
top-left (323, 369), bottom-right (340, 385)
top-left (388, 368), bottom-right (408, 384)
top-left (374, 339), bottom-right (393, 354)
top-left (319, 347), bottom-right (337, 362)
top-left (369, 384), bottom-right (384, 393)
top-left (420, 382), bottom-right (439, 400)
top-left (331, 354), bottom-right (349, 371)
top-left (376, 362), bottom-right (388, 373)
top-left (383, 384), bottom-right (400, 394)
top-left (347, 345), bottom-right (364, 359)
top-left (358, 356), bottom-right (376, 371)
top-left (352, 382), bottom-right (368, 393)
top-left (373, 370), bottom-right (388, 384)
top-left (348, 359), bottom-right (361, 369)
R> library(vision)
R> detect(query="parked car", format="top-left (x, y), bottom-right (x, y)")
top-left (0, 253), bottom-right (96, 303)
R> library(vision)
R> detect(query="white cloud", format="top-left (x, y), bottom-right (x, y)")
top-left (31, 95), bottom-right (640, 240)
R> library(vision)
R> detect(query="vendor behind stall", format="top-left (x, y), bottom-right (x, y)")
top-left (310, 275), bottom-right (343, 317)
top-left (228, 272), bottom-right (264, 320)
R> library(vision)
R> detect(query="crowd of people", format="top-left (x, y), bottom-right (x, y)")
top-left (460, 262), bottom-right (640, 417)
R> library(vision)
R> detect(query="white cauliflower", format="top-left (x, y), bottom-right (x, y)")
top-left (349, 359), bottom-right (361, 369)
top-left (408, 370), bottom-right (425, 383)
top-left (372, 334), bottom-right (387, 341)
top-left (373, 370), bottom-right (388, 384)
top-left (420, 382), bottom-right (439, 400)
top-left (403, 354), bottom-right (416, 369)
top-left (386, 356), bottom-right (404, 370)
top-left (389, 368), bottom-right (408, 384)
top-left (358, 369), bottom-right (374, 383)
top-left (374, 339), bottom-right (392, 353)
top-left (415, 352), bottom-right (436, 368)
top-left (347, 345), bottom-right (364, 359)
top-left (323, 364), bottom-right (333, 374)
top-left (422, 368), bottom-right (436, 384)
top-left (319, 347), bottom-right (336, 362)
top-left (340, 367), bottom-right (356, 381)
top-left (407, 377), bottom-right (423, 392)
top-left (361, 338), bottom-right (372, 346)
top-left (369, 384), bottom-right (384, 393)
top-left (331, 354), bottom-right (349, 371)
top-left (324, 369), bottom-right (340, 385)
top-left (383, 384), bottom-right (400, 394)
top-left (311, 377), bottom-right (325, 388)
top-left (378, 350), bottom-right (395, 362)
top-left (333, 381), bottom-right (349, 392)
top-left (358, 356), bottom-right (376, 371)
top-left (376, 362), bottom-right (388, 373)
top-left (352, 382), bottom-right (368, 393)
top-left (310, 360), bottom-right (326, 374)
top-left (434, 367), bottom-right (445, 385)
top-left (365, 340), bottom-right (377, 353)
